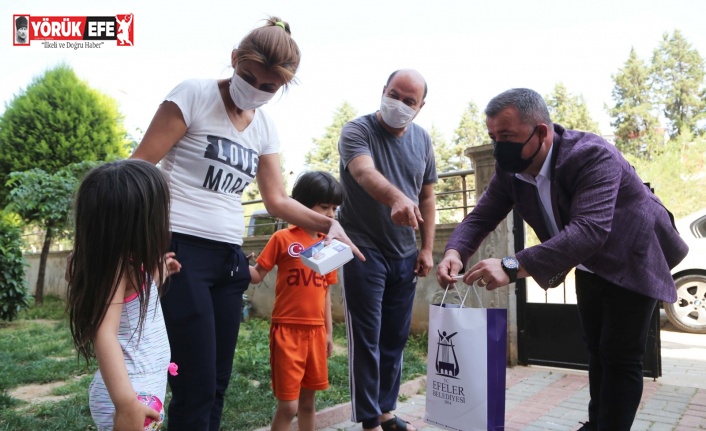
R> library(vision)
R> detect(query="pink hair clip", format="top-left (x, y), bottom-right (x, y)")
top-left (168, 362), bottom-right (179, 376)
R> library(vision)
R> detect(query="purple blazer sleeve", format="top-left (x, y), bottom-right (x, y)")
top-left (446, 125), bottom-right (688, 302)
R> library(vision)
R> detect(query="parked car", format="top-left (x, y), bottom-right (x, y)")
top-left (246, 209), bottom-right (288, 237)
top-left (666, 208), bottom-right (706, 333)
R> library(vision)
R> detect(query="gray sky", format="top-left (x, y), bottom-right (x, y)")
top-left (2, 0), bottom-right (705, 176)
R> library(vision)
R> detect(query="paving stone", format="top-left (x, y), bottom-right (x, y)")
top-left (319, 329), bottom-right (706, 431)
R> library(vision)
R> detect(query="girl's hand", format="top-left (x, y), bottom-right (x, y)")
top-left (164, 252), bottom-right (182, 278)
top-left (113, 398), bottom-right (160, 431)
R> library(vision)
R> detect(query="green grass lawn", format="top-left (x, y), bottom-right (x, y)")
top-left (0, 296), bottom-right (428, 431)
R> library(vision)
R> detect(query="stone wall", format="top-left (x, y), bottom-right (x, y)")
top-left (24, 250), bottom-right (72, 299)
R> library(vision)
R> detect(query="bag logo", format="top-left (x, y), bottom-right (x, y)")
top-left (435, 330), bottom-right (460, 378)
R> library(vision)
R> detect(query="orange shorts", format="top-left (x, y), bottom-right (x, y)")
top-left (270, 323), bottom-right (329, 401)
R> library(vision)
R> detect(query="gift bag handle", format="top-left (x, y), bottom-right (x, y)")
top-left (442, 278), bottom-right (484, 308)
top-left (439, 283), bottom-right (462, 306)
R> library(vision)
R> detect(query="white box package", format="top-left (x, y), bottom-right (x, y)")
top-left (300, 239), bottom-right (353, 275)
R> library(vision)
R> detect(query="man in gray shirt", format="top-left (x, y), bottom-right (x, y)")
top-left (338, 69), bottom-right (437, 431)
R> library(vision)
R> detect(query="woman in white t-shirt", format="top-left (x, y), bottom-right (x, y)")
top-left (131, 16), bottom-right (362, 431)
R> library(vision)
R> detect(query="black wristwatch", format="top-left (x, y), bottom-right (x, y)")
top-left (501, 256), bottom-right (519, 283)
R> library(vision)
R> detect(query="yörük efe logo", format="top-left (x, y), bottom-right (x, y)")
top-left (431, 329), bottom-right (466, 404)
top-left (13, 13), bottom-right (134, 48)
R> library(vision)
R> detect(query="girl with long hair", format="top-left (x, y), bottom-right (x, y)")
top-left (67, 159), bottom-right (181, 430)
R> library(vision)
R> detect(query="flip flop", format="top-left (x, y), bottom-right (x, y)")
top-left (380, 415), bottom-right (413, 431)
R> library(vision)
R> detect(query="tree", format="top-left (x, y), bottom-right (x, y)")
top-left (241, 153), bottom-right (291, 207)
top-left (625, 131), bottom-right (706, 218)
top-left (451, 101), bottom-right (486, 170)
top-left (431, 125), bottom-right (474, 223)
top-left (304, 102), bottom-right (358, 176)
top-left (651, 30), bottom-right (706, 139)
top-left (0, 212), bottom-right (29, 321)
top-left (607, 48), bottom-right (661, 158)
top-left (439, 102), bottom-right (486, 222)
top-left (0, 64), bottom-right (130, 205)
top-left (545, 83), bottom-right (599, 133)
top-left (6, 161), bottom-right (97, 305)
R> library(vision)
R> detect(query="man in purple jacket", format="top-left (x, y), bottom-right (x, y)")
top-left (437, 88), bottom-right (688, 431)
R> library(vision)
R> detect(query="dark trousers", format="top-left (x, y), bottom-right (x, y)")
top-left (161, 233), bottom-right (250, 431)
top-left (575, 270), bottom-right (657, 431)
top-left (341, 246), bottom-right (418, 427)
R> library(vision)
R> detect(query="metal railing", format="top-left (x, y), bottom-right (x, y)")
top-left (243, 169), bottom-right (476, 236)
top-left (436, 169), bottom-right (476, 222)
top-left (21, 169), bottom-right (478, 249)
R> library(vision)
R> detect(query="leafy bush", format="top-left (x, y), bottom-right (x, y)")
top-left (0, 213), bottom-right (29, 321)
top-left (6, 161), bottom-right (100, 305)
top-left (626, 132), bottom-right (706, 218)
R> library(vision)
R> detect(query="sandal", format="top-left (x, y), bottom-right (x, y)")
top-left (381, 415), bottom-right (413, 431)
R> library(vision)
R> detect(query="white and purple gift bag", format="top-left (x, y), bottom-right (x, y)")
top-left (425, 300), bottom-right (507, 431)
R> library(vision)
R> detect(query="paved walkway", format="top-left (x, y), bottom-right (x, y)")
top-left (310, 320), bottom-right (706, 431)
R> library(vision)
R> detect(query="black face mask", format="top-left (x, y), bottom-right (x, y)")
top-left (493, 126), bottom-right (540, 173)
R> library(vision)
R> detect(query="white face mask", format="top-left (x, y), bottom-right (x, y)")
top-left (379, 96), bottom-right (417, 129)
top-left (229, 71), bottom-right (276, 111)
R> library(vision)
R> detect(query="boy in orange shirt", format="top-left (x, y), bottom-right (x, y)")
top-left (249, 171), bottom-right (343, 431)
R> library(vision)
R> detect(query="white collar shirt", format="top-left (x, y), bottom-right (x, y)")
top-left (516, 144), bottom-right (590, 273)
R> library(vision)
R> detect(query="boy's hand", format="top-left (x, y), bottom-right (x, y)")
top-left (326, 335), bottom-right (334, 358)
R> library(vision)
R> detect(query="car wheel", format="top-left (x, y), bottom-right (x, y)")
top-left (664, 273), bottom-right (706, 334)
